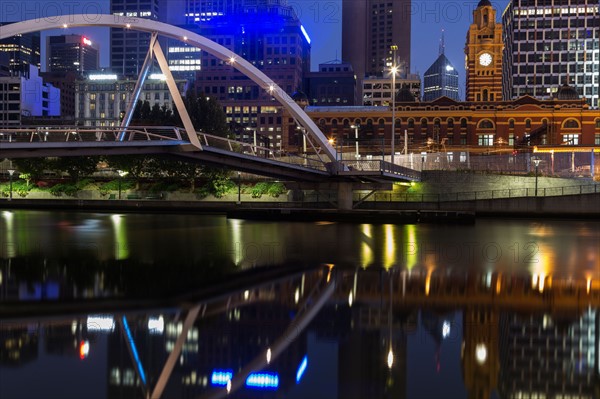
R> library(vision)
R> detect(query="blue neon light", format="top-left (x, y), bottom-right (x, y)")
top-left (246, 372), bottom-right (279, 389)
top-left (300, 25), bottom-right (311, 44)
top-left (122, 316), bottom-right (147, 385)
top-left (210, 370), bottom-right (233, 386)
top-left (296, 356), bottom-right (308, 383)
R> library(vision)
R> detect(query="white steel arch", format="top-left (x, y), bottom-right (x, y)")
top-left (0, 14), bottom-right (338, 162)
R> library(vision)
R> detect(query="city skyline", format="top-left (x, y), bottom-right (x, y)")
top-left (2, 0), bottom-right (512, 96)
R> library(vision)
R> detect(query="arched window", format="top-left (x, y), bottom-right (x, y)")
top-left (595, 119), bottom-right (600, 129)
top-left (395, 118), bottom-right (402, 130)
top-left (563, 119), bottom-right (580, 129)
top-left (408, 118), bottom-right (415, 129)
top-left (541, 118), bottom-right (549, 126)
top-left (434, 118), bottom-right (441, 127)
top-left (478, 119), bottom-right (494, 129)
top-left (447, 118), bottom-right (454, 129)
top-left (525, 119), bottom-right (532, 129)
top-left (421, 118), bottom-right (428, 129)
top-left (482, 89), bottom-right (489, 102)
top-left (460, 118), bottom-right (468, 128)
top-left (508, 119), bottom-right (515, 129)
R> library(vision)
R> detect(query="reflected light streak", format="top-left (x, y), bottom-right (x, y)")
top-left (229, 219), bottom-right (243, 265)
top-left (404, 224), bottom-right (418, 270)
top-left (110, 214), bottom-right (129, 260)
top-left (122, 316), bottom-right (147, 385)
top-left (383, 224), bottom-right (396, 270)
top-left (360, 224), bottom-right (373, 268)
top-left (387, 348), bottom-right (394, 369)
top-left (296, 356), bottom-right (308, 383)
top-left (1, 211), bottom-right (16, 258)
top-left (425, 269), bottom-right (433, 296)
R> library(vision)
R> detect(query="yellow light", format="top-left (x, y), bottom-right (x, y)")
top-left (229, 56), bottom-right (236, 64)
top-left (383, 224), bottom-right (396, 270)
top-left (348, 291), bottom-right (353, 307)
top-left (587, 278), bottom-right (592, 294)
top-left (475, 344), bottom-right (487, 365)
top-left (62, 24), bottom-right (68, 28)
top-left (126, 23), bottom-right (131, 29)
top-left (425, 269), bottom-right (433, 296)
top-left (328, 138), bottom-right (335, 145)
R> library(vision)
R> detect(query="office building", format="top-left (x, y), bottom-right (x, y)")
top-left (0, 65), bottom-right (60, 127)
top-left (46, 35), bottom-right (99, 73)
top-left (362, 74), bottom-right (421, 106)
top-left (110, 0), bottom-right (160, 75)
top-left (305, 60), bottom-right (356, 106)
top-left (0, 23), bottom-right (40, 78)
top-left (192, 7), bottom-right (310, 150)
top-left (75, 72), bottom-right (188, 127)
top-left (342, 0), bottom-right (411, 103)
top-left (423, 34), bottom-right (460, 101)
top-left (502, 0), bottom-right (600, 107)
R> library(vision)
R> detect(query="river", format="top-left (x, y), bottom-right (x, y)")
top-left (0, 210), bottom-right (598, 398)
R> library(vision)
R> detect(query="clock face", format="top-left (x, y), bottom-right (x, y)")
top-left (479, 52), bottom-right (492, 67)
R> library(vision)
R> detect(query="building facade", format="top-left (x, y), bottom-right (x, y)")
top-left (75, 72), bottom-right (187, 127)
top-left (0, 65), bottom-right (60, 128)
top-left (465, 0), bottom-right (504, 102)
top-left (362, 74), bottom-right (421, 106)
top-left (282, 93), bottom-right (600, 154)
top-left (46, 35), bottom-right (99, 74)
top-left (0, 23), bottom-right (40, 78)
top-left (110, 0), bottom-right (161, 75)
top-left (304, 60), bottom-right (356, 106)
top-left (423, 53), bottom-right (460, 102)
top-left (502, 0), bottom-right (600, 108)
top-left (342, 0), bottom-right (411, 103)
top-left (191, 8), bottom-right (310, 151)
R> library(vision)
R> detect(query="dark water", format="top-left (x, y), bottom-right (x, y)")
top-left (0, 210), bottom-right (599, 399)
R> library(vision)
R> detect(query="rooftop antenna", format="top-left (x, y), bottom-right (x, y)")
top-left (439, 29), bottom-right (445, 56)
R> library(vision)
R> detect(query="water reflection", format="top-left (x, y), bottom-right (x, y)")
top-left (1, 266), bottom-right (599, 399)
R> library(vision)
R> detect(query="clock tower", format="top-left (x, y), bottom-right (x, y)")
top-left (465, 0), bottom-right (503, 102)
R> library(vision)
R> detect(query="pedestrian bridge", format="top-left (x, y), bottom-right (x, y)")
top-left (0, 125), bottom-right (422, 183)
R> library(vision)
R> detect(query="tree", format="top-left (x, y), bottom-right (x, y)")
top-left (49, 156), bottom-right (100, 182)
top-left (13, 158), bottom-right (49, 182)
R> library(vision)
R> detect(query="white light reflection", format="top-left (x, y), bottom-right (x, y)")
top-left (266, 348), bottom-right (272, 364)
top-left (148, 316), bottom-right (165, 334)
top-left (475, 343), bottom-right (487, 365)
top-left (229, 219), bottom-right (242, 265)
top-left (442, 321), bottom-right (451, 339)
top-left (387, 348), bottom-right (394, 369)
top-left (348, 291), bottom-right (353, 307)
top-left (383, 224), bottom-right (395, 270)
top-left (360, 224), bottom-right (373, 268)
top-left (1, 211), bottom-right (15, 258)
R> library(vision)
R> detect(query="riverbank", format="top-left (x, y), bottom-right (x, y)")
top-left (2, 194), bottom-right (599, 221)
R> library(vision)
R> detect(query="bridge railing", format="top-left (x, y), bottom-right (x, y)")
top-left (0, 126), bottom-right (183, 143)
top-left (335, 159), bottom-right (421, 180)
top-left (196, 131), bottom-right (330, 172)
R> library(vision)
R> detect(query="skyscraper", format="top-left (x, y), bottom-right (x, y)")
top-left (110, 0), bottom-right (160, 75)
top-left (46, 35), bottom-right (99, 73)
top-left (423, 32), bottom-right (460, 102)
top-left (502, 0), bottom-right (600, 108)
top-left (0, 23), bottom-right (40, 78)
top-left (342, 0), bottom-right (411, 103)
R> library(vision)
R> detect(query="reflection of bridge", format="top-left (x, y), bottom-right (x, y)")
top-left (0, 15), bottom-right (421, 204)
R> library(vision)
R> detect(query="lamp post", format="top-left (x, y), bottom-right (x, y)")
top-left (390, 44), bottom-right (398, 165)
top-left (532, 158), bottom-right (541, 197)
top-left (351, 124), bottom-right (360, 159)
top-left (7, 169), bottom-right (16, 201)
top-left (117, 170), bottom-right (128, 199)
top-left (391, 65), bottom-right (398, 165)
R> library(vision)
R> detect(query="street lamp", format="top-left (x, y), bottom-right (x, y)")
top-left (7, 169), bottom-right (16, 201)
top-left (532, 158), bottom-right (541, 196)
top-left (351, 124), bottom-right (360, 159)
top-left (390, 44), bottom-right (398, 165)
top-left (117, 170), bottom-right (128, 199)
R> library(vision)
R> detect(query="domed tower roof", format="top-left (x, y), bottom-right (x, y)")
top-left (554, 83), bottom-right (580, 100)
top-left (477, 0), bottom-right (492, 7)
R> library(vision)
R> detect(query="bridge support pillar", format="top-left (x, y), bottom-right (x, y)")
top-left (337, 182), bottom-right (354, 210)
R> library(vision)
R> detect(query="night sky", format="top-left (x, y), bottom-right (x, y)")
top-left (3, 0), bottom-right (512, 97)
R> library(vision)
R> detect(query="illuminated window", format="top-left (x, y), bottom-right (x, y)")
top-left (478, 134), bottom-right (494, 146)
top-left (562, 134), bottom-right (579, 145)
